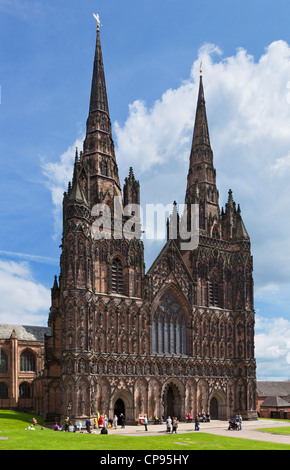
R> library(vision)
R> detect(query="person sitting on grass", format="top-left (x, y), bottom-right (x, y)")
top-left (68, 421), bottom-right (75, 432)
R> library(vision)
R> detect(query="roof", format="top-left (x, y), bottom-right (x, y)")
top-left (261, 395), bottom-right (290, 408)
top-left (0, 324), bottom-right (51, 342)
top-left (257, 381), bottom-right (290, 397)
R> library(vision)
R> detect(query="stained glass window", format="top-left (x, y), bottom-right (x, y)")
top-left (153, 292), bottom-right (187, 355)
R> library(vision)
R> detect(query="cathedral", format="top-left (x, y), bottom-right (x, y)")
top-left (29, 26), bottom-right (258, 424)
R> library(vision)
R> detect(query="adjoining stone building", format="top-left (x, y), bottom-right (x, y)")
top-left (257, 381), bottom-right (290, 418)
top-left (1, 26), bottom-right (257, 424)
top-left (0, 324), bottom-right (50, 411)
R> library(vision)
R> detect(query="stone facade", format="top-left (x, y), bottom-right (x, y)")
top-left (0, 325), bottom-right (50, 411)
top-left (2, 28), bottom-right (258, 424)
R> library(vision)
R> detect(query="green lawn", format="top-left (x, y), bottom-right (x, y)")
top-left (258, 427), bottom-right (290, 435)
top-left (1, 410), bottom-right (290, 450)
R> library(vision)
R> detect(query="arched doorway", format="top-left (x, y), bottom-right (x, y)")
top-left (210, 397), bottom-right (218, 419)
top-left (167, 387), bottom-right (175, 418)
top-left (209, 391), bottom-right (227, 420)
top-left (114, 398), bottom-right (125, 419)
top-left (163, 382), bottom-right (182, 419)
top-left (110, 390), bottom-right (134, 424)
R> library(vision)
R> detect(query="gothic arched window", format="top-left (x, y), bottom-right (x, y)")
top-left (19, 382), bottom-right (31, 399)
top-left (209, 278), bottom-right (219, 307)
top-left (152, 291), bottom-right (187, 355)
top-left (20, 350), bottom-right (36, 372)
top-left (0, 349), bottom-right (8, 372)
top-left (212, 225), bottom-right (219, 239)
top-left (101, 160), bottom-right (108, 176)
top-left (111, 258), bottom-right (123, 294)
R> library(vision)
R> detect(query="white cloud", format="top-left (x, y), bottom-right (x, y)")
top-left (40, 137), bottom-right (84, 239)
top-left (42, 40), bottom-right (290, 291)
top-left (255, 315), bottom-right (290, 380)
top-left (114, 40), bottom-right (290, 380)
top-left (115, 40), bottom-right (290, 290)
top-left (41, 40), bottom-right (290, 379)
top-left (271, 151), bottom-right (290, 173)
top-left (0, 260), bottom-right (50, 326)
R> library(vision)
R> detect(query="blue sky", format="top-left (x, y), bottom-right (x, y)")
top-left (1, 0), bottom-right (290, 380)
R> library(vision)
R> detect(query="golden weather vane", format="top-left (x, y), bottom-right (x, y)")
top-left (200, 61), bottom-right (203, 76)
top-left (93, 13), bottom-right (102, 29)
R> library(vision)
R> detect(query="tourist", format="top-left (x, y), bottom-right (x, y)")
top-left (64, 417), bottom-right (69, 432)
top-left (144, 415), bottom-right (148, 431)
top-left (172, 417), bottom-right (178, 434)
top-left (235, 415), bottom-right (240, 430)
top-left (120, 413), bottom-right (125, 428)
top-left (98, 415), bottom-right (103, 428)
top-left (86, 417), bottom-right (91, 433)
top-left (25, 425), bottom-right (35, 431)
top-left (53, 423), bottom-right (60, 431)
top-left (239, 415), bottom-right (243, 430)
top-left (104, 415), bottom-right (108, 429)
top-left (113, 415), bottom-right (118, 429)
top-left (77, 421), bottom-right (82, 433)
top-left (195, 415), bottom-right (200, 431)
top-left (68, 421), bottom-right (75, 432)
top-left (166, 416), bottom-right (172, 433)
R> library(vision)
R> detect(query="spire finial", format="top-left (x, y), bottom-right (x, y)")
top-left (200, 61), bottom-right (203, 76)
top-left (93, 13), bottom-right (102, 30)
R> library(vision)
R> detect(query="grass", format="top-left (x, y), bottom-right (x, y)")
top-left (258, 427), bottom-right (290, 435)
top-left (1, 410), bottom-right (290, 450)
top-left (256, 418), bottom-right (290, 436)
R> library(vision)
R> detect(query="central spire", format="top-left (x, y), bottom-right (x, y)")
top-left (83, 25), bottom-right (122, 206)
top-left (88, 27), bottom-right (109, 116)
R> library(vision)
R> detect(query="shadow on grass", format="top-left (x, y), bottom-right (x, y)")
top-left (0, 410), bottom-right (43, 426)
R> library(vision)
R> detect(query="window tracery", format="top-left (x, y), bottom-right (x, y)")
top-left (152, 292), bottom-right (187, 355)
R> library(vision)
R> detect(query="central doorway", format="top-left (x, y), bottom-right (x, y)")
top-left (167, 387), bottom-right (175, 418)
top-left (114, 398), bottom-right (125, 419)
top-left (163, 383), bottom-right (181, 419)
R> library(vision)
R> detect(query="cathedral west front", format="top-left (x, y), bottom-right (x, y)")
top-left (1, 24), bottom-right (257, 424)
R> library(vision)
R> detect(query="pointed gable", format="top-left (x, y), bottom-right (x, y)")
top-left (146, 239), bottom-right (195, 301)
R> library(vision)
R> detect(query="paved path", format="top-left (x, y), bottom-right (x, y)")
top-left (94, 419), bottom-right (290, 446)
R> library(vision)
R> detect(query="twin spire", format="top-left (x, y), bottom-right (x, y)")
top-left (73, 16), bottom-right (249, 242)
top-left (88, 23), bottom-right (109, 116)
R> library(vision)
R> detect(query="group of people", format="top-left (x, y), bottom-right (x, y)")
top-left (53, 418), bottom-right (76, 432)
top-left (165, 416), bottom-right (179, 434)
top-left (25, 418), bottom-right (45, 431)
top-left (53, 413), bottom-right (126, 434)
top-left (228, 415), bottom-right (243, 431)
